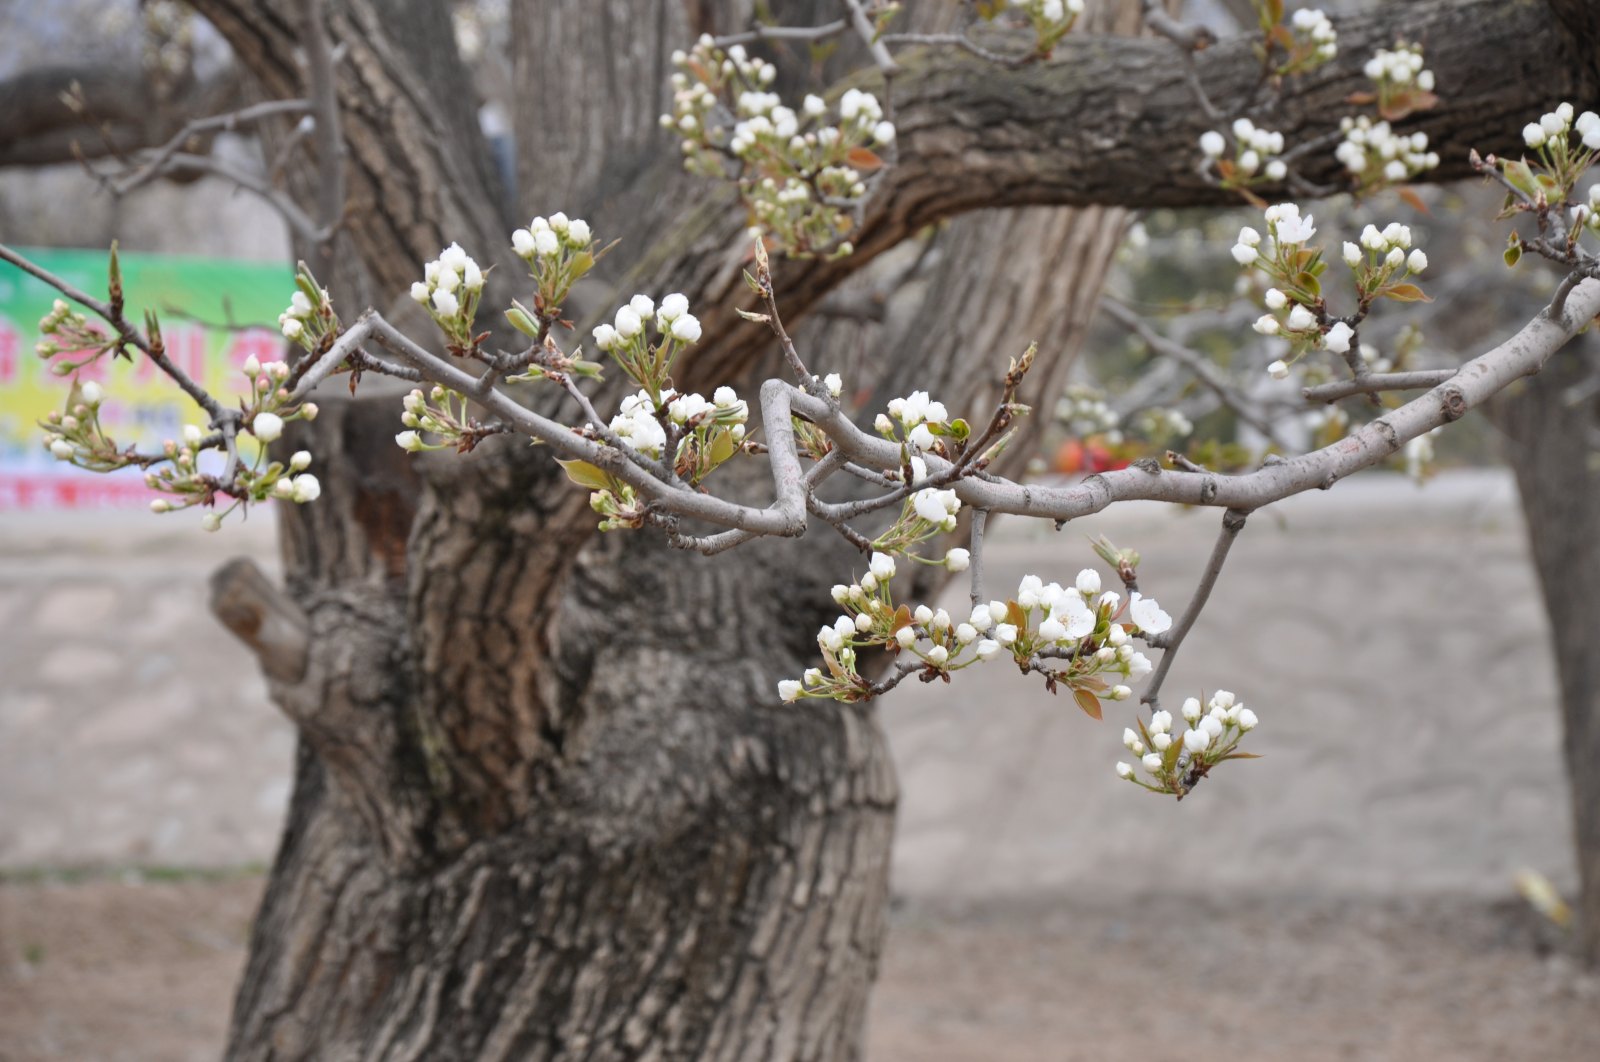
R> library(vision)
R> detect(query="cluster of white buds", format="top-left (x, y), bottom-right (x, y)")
top-left (591, 292), bottom-right (703, 397)
top-left (1568, 184), bottom-right (1600, 234)
top-left (1116, 690), bottom-right (1260, 797)
top-left (393, 384), bottom-right (493, 455)
top-left (1199, 118), bottom-right (1289, 187)
top-left (1287, 8), bottom-right (1337, 61)
top-left (1524, 104), bottom-right (1600, 152)
top-left (782, 558), bottom-right (1173, 713)
top-left (959, 574), bottom-right (1164, 690)
top-left (609, 390), bottom-right (670, 459)
top-left (35, 298), bottom-right (112, 374)
top-left (866, 455), bottom-right (968, 560)
top-left (1131, 407), bottom-right (1194, 445)
top-left (877, 390), bottom-right (956, 453)
top-left (664, 38), bottom-right (893, 255)
top-left (1363, 43), bottom-right (1435, 95)
top-left (1360, 42), bottom-right (1436, 123)
top-left (1233, 201), bottom-right (1425, 375)
top-left (605, 385), bottom-right (748, 479)
top-left (1003, 0), bottom-right (1086, 54)
top-left (1231, 201), bottom-right (1316, 269)
top-left (510, 211), bottom-right (597, 318)
top-left (1497, 104), bottom-right (1600, 252)
top-left (40, 381), bottom-right (113, 469)
top-left (146, 356), bottom-right (320, 530)
top-left (410, 242), bottom-right (486, 348)
top-left (1335, 116), bottom-right (1439, 190)
top-left (1055, 384), bottom-right (1121, 440)
top-left (1342, 221), bottom-right (1428, 308)
top-left (277, 264), bottom-right (339, 353)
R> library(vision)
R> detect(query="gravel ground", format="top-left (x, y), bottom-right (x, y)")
top-left (0, 469), bottom-right (1590, 1058)
top-left (1, 878), bottom-right (1593, 1061)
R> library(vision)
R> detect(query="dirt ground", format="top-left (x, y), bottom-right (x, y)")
top-left (2, 470), bottom-right (1594, 1059)
top-left (1, 876), bottom-right (1594, 1061)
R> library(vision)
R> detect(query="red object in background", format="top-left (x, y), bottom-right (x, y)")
top-left (1054, 438), bottom-right (1130, 474)
top-left (0, 473), bottom-right (151, 510)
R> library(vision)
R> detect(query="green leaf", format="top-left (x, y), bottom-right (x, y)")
top-left (556, 459), bottom-right (615, 491)
top-left (707, 428), bottom-right (739, 465)
top-left (1504, 242), bottom-right (1523, 269)
top-left (293, 263), bottom-right (322, 306)
top-left (1502, 159), bottom-right (1540, 200)
top-left (505, 303), bottom-right (541, 339)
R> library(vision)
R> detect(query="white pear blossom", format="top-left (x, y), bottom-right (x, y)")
top-left (251, 412), bottom-right (284, 443)
top-left (1323, 321), bottom-right (1355, 354)
top-left (1127, 592), bottom-right (1172, 635)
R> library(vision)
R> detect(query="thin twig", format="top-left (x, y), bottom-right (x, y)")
top-left (841, 0), bottom-right (898, 74)
top-left (1101, 297), bottom-right (1288, 447)
top-left (1142, 509), bottom-right (1249, 708)
top-left (109, 98), bottom-right (310, 197)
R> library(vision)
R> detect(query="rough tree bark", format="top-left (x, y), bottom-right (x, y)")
top-left (14, 0), bottom-right (1597, 1054)
top-left (1500, 337), bottom-right (1600, 966)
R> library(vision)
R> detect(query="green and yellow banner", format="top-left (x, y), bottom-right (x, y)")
top-left (0, 248), bottom-right (290, 509)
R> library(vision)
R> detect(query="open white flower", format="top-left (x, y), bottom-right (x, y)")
top-left (1127, 592), bottom-right (1172, 635)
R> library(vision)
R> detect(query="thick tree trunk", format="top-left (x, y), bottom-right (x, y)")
top-left (188, 1), bottom-right (1139, 1057)
top-left (1499, 338), bottom-right (1600, 963)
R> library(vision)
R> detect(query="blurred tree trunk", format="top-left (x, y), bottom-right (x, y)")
top-left (190, 1), bottom-right (1141, 1056)
top-left (1499, 337), bottom-right (1600, 963)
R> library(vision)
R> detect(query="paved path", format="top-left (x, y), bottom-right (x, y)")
top-left (0, 471), bottom-right (1576, 901)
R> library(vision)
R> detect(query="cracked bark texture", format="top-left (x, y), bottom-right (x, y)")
top-left (144, 0), bottom-right (1600, 1054)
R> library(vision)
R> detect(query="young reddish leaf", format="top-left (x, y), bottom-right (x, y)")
top-left (891, 604), bottom-right (914, 634)
top-left (1384, 283), bottom-right (1431, 303)
top-left (1006, 600), bottom-right (1028, 630)
top-left (1072, 687), bottom-right (1104, 720)
top-left (847, 147), bottom-right (885, 171)
top-left (1219, 751), bottom-right (1264, 761)
top-left (1397, 187), bottom-right (1431, 215)
top-left (1345, 91), bottom-right (1377, 106)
